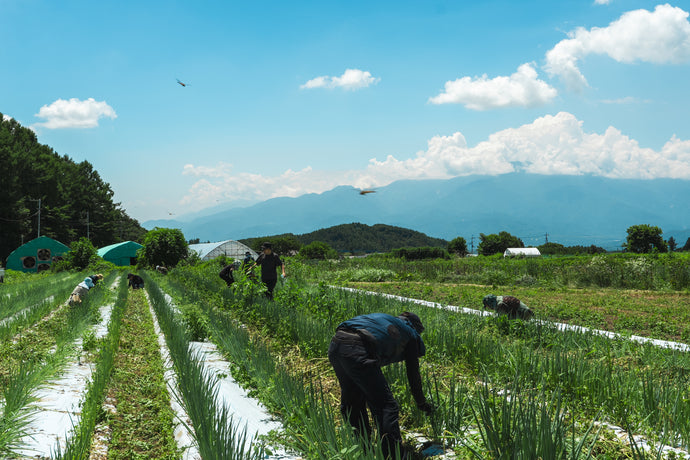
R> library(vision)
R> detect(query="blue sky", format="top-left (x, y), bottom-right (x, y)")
top-left (2, 0), bottom-right (690, 221)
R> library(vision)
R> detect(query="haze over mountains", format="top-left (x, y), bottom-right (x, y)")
top-left (144, 174), bottom-right (690, 250)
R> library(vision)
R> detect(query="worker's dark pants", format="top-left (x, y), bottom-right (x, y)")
top-left (263, 278), bottom-right (277, 299)
top-left (328, 332), bottom-right (402, 459)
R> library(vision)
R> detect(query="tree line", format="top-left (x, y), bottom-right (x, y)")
top-left (0, 114), bottom-right (145, 263)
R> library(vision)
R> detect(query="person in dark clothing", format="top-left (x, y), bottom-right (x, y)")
top-left (219, 263), bottom-right (235, 286)
top-left (127, 273), bottom-right (144, 289)
top-left (328, 312), bottom-right (433, 459)
top-left (253, 242), bottom-right (285, 299)
top-left (482, 294), bottom-right (534, 320)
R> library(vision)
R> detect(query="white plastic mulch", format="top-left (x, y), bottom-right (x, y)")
top-left (337, 286), bottom-right (690, 458)
top-left (13, 280), bottom-right (118, 458)
top-left (337, 286), bottom-right (690, 352)
top-left (152, 294), bottom-right (301, 460)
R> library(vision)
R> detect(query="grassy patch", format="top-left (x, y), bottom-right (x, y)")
top-left (105, 288), bottom-right (179, 460)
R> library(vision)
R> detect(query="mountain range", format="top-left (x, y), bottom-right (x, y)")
top-left (143, 174), bottom-right (690, 250)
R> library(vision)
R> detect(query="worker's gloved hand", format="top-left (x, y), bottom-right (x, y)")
top-left (418, 401), bottom-right (435, 415)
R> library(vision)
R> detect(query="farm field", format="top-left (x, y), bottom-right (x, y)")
top-left (1, 252), bottom-right (689, 459)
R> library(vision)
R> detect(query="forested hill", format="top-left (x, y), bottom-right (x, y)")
top-left (0, 114), bottom-right (146, 262)
top-left (242, 223), bottom-right (447, 253)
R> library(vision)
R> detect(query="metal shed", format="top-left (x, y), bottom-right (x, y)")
top-left (97, 241), bottom-right (143, 266)
top-left (189, 240), bottom-right (257, 261)
top-left (503, 247), bottom-right (541, 258)
top-left (6, 236), bottom-right (70, 273)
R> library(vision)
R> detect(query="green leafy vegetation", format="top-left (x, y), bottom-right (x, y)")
top-left (105, 289), bottom-right (179, 459)
top-left (138, 227), bottom-right (189, 268)
top-left (154, 254), bottom-right (690, 458)
top-left (0, 115), bottom-right (145, 263)
top-left (241, 222), bottom-right (447, 255)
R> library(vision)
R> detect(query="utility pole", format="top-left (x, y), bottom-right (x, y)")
top-left (545, 232), bottom-right (549, 244)
top-left (29, 198), bottom-right (41, 238)
top-left (470, 235), bottom-right (475, 254)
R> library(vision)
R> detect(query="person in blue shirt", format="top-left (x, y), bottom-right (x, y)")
top-left (328, 312), bottom-right (433, 459)
top-left (68, 275), bottom-right (97, 305)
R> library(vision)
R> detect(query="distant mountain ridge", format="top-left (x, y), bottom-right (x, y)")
top-left (143, 174), bottom-right (690, 250)
top-left (240, 223), bottom-right (448, 253)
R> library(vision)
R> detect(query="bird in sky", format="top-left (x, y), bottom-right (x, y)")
top-left (176, 79), bottom-right (189, 87)
top-left (359, 189), bottom-right (377, 196)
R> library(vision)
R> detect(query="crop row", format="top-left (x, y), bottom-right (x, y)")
top-left (0, 271), bottom-right (118, 457)
top-left (290, 252), bottom-right (690, 290)
top-left (162, 262), bottom-right (690, 458)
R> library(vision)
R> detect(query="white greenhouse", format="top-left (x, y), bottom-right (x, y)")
top-left (188, 240), bottom-right (258, 261)
top-left (503, 247), bottom-right (541, 258)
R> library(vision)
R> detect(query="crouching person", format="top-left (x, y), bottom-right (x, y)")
top-left (328, 312), bottom-right (434, 459)
top-left (127, 273), bottom-right (145, 289)
top-left (69, 276), bottom-right (95, 305)
top-left (482, 294), bottom-right (534, 320)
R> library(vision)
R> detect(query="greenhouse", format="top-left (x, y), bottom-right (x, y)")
top-left (188, 240), bottom-right (257, 261)
top-left (97, 241), bottom-right (143, 266)
top-left (5, 236), bottom-right (70, 273)
top-left (503, 247), bottom-right (541, 258)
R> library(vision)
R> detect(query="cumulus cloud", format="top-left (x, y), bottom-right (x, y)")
top-left (545, 4), bottom-right (690, 91)
top-left (300, 69), bottom-right (380, 90)
top-left (34, 98), bottom-right (117, 129)
top-left (428, 63), bottom-right (557, 110)
top-left (181, 112), bottom-right (690, 207)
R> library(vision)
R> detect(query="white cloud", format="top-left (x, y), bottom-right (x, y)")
top-left (181, 112), bottom-right (690, 207)
top-left (34, 97), bottom-right (117, 129)
top-left (300, 69), bottom-right (380, 90)
top-left (428, 63), bottom-right (557, 110)
top-left (545, 4), bottom-right (690, 91)
top-left (594, 0), bottom-right (611, 5)
top-left (2, 114), bottom-right (12, 121)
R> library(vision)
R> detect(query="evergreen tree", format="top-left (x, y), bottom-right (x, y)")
top-left (0, 114), bottom-right (145, 262)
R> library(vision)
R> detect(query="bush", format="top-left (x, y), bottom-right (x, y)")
top-left (299, 241), bottom-right (338, 260)
top-left (62, 237), bottom-right (101, 270)
top-left (138, 227), bottom-right (189, 268)
top-left (389, 247), bottom-right (449, 260)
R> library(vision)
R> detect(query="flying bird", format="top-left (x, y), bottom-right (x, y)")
top-left (359, 189), bottom-right (377, 196)
top-left (176, 79), bottom-right (189, 87)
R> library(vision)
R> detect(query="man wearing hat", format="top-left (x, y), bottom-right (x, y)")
top-left (254, 242), bottom-right (285, 299)
top-left (328, 312), bottom-right (434, 459)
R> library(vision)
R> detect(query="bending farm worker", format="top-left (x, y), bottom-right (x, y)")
top-left (68, 276), bottom-right (95, 305)
top-left (482, 294), bottom-right (534, 320)
top-left (127, 273), bottom-right (145, 289)
top-left (253, 242), bottom-right (285, 300)
top-left (219, 262), bottom-right (235, 286)
top-left (328, 312), bottom-right (434, 459)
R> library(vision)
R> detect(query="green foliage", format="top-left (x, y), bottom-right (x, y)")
top-left (389, 246), bottom-right (450, 260)
top-left (299, 241), bottom-right (338, 260)
top-left (241, 223), bottom-right (447, 255)
top-left (624, 224), bottom-right (668, 253)
top-left (668, 236), bottom-right (677, 252)
top-left (447, 236), bottom-right (468, 256)
top-left (62, 237), bottom-right (100, 270)
top-left (538, 242), bottom-right (606, 255)
top-left (478, 231), bottom-right (524, 256)
top-left (0, 115), bottom-right (145, 263)
top-left (245, 235), bottom-right (302, 255)
top-left (138, 227), bottom-right (189, 268)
